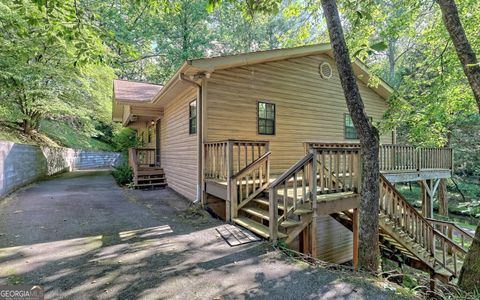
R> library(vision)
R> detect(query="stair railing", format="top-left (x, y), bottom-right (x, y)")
top-left (426, 218), bottom-right (474, 250)
top-left (230, 151), bottom-right (271, 218)
top-left (379, 174), bottom-right (467, 277)
top-left (268, 152), bottom-right (316, 241)
top-left (128, 148), bottom-right (139, 184)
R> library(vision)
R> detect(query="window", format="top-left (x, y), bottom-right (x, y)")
top-left (258, 101), bottom-right (275, 135)
top-left (344, 113), bottom-right (372, 139)
top-left (189, 100), bottom-right (197, 134)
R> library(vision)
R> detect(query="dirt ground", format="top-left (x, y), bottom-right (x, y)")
top-left (0, 171), bottom-right (411, 299)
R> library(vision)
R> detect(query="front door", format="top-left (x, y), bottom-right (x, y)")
top-left (155, 120), bottom-right (161, 166)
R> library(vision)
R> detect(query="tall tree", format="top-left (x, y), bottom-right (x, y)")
top-left (436, 0), bottom-right (480, 114)
top-left (321, 0), bottom-right (380, 271)
top-left (435, 0), bottom-right (480, 290)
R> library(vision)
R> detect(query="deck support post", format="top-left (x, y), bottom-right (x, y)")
top-left (226, 141), bottom-right (233, 222)
top-left (310, 149), bottom-right (318, 258)
top-left (352, 207), bottom-right (359, 271)
top-left (420, 179), bottom-right (441, 218)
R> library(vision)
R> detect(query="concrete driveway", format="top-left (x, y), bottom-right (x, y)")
top-left (0, 171), bottom-right (410, 299)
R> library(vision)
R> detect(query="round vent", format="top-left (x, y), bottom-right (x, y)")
top-left (319, 61), bottom-right (333, 79)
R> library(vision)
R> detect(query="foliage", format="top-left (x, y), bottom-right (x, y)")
top-left (112, 128), bottom-right (140, 153)
top-left (39, 120), bottom-right (114, 151)
top-left (0, 0), bottom-right (114, 141)
top-left (111, 162), bottom-right (133, 186)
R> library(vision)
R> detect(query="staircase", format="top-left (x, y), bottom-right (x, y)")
top-left (129, 148), bottom-right (167, 189)
top-left (332, 175), bottom-right (470, 281)
top-left (134, 166), bottom-right (167, 189)
top-left (227, 145), bottom-right (470, 282)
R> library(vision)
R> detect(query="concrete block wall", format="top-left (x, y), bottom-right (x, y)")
top-left (0, 141), bottom-right (122, 198)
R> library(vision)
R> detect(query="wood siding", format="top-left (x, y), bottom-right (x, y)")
top-left (205, 54), bottom-right (391, 174)
top-left (160, 88), bottom-right (198, 201)
top-left (316, 215), bottom-right (353, 264)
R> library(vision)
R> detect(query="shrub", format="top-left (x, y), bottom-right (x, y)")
top-left (112, 128), bottom-right (139, 153)
top-left (112, 163), bottom-right (133, 186)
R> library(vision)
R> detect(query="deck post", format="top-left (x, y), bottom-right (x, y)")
top-left (269, 188), bottom-right (278, 242)
top-left (226, 141), bottom-right (233, 222)
top-left (352, 207), bottom-right (359, 271)
top-left (310, 149), bottom-right (318, 257)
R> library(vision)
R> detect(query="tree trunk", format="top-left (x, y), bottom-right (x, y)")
top-left (436, 0), bottom-right (480, 113)
top-left (321, 0), bottom-right (380, 271)
top-left (438, 179), bottom-right (448, 216)
top-left (458, 224), bottom-right (480, 291)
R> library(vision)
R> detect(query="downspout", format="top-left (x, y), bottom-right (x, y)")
top-left (179, 73), bottom-right (206, 204)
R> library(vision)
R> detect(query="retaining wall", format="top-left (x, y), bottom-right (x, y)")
top-left (0, 141), bottom-right (122, 198)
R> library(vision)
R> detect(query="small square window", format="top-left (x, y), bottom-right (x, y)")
top-left (189, 100), bottom-right (197, 134)
top-left (258, 101), bottom-right (275, 135)
top-left (344, 113), bottom-right (372, 139)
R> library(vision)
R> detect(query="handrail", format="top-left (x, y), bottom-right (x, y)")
top-left (426, 218), bottom-right (474, 239)
top-left (270, 153), bottom-right (313, 188)
top-left (380, 174), bottom-right (467, 276)
top-left (268, 152), bottom-right (315, 241)
top-left (232, 151), bottom-right (271, 179)
top-left (380, 174), bottom-right (434, 226)
top-left (230, 150), bottom-right (270, 218)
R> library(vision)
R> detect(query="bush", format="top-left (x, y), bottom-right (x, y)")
top-left (112, 163), bottom-right (133, 186)
top-left (112, 128), bottom-right (139, 153)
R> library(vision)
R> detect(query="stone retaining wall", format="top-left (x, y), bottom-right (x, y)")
top-left (0, 141), bottom-right (122, 198)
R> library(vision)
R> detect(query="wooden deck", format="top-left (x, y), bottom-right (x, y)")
top-left (203, 140), bottom-right (462, 281)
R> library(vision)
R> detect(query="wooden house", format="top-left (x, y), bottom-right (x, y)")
top-left (112, 44), bottom-right (472, 283)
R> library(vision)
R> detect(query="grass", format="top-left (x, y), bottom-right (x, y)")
top-left (395, 182), bottom-right (479, 230)
top-left (39, 120), bottom-right (114, 151)
top-left (0, 120), bottom-right (114, 151)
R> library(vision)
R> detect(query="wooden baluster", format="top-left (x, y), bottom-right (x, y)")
top-left (320, 151), bottom-right (325, 193)
top-left (335, 150), bottom-right (340, 191)
top-left (244, 143), bottom-right (248, 168)
top-left (284, 183), bottom-right (288, 218)
top-left (443, 238), bottom-right (447, 265)
top-left (453, 251), bottom-right (457, 275)
top-left (328, 150), bottom-right (333, 191)
top-left (349, 150), bottom-right (354, 190)
top-left (293, 173), bottom-right (298, 210)
top-left (302, 166), bottom-right (307, 202)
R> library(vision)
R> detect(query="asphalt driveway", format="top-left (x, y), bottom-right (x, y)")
top-left (0, 171), bottom-right (410, 299)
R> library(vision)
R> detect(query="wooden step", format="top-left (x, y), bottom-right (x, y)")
top-left (252, 198), bottom-right (285, 210)
top-left (280, 219), bottom-right (301, 228)
top-left (241, 207), bottom-right (270, 221)
top-left (233, 217), bottom-right (287, 239)
top-left (137, 176), bottom-right (166, 181)
top-left (316, 191), bottom-right (356, 202)
top-left (293, 208), bottom-right (313, 215)
top-left (134, 182), bottom-right (167, 188)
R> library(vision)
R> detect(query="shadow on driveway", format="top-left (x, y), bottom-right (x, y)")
top-left (0, 171), bottom-right (409, 299)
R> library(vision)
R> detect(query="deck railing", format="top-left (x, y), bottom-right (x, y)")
top-left (305, 143), bottom-right (453, 173)
top-left (204, 140), bottom-right (269, 181)
top-left (204, 140), bottom-right (270, 219)
top-left (379, 174), bottom-right (466, 277)
top-left (130, 148), bottom-right (156, 167)
top-left (380, 145), bottom-right (453, 172)
top-left (231, 151), bottom-right (271, 218)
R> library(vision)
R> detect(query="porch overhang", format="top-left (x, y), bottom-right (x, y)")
top-left (112, 79), bottom-right (164, 126)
